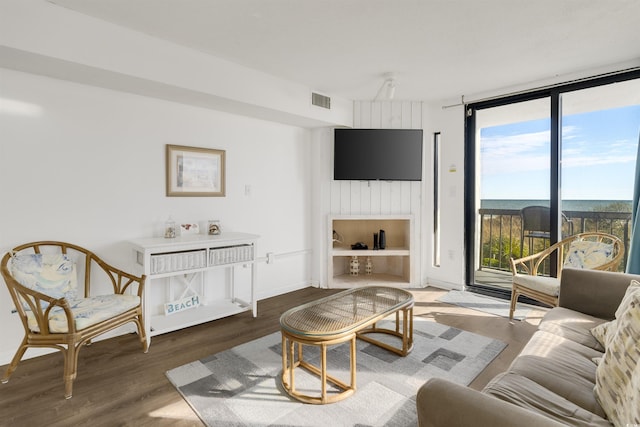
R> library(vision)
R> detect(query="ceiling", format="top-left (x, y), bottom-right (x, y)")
top-left (49, 0), bottom-right (640, 103)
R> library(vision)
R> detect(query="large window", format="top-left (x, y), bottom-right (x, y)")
top-left (465, 72), bottom-right (640, 296)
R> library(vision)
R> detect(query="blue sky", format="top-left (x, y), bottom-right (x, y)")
top-left (480, 105), bottom-right (640, 200)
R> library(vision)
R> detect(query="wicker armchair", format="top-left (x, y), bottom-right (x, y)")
top-left (1, 241), bottom-right (148, 398)
top-left (509, 232), bottom-right (624, 319)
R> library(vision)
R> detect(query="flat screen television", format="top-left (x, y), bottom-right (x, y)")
top-left (334, 128), bottom-right (423, 181)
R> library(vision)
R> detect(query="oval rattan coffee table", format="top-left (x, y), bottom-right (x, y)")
top-left (279, 286), bottom-right (414, 404)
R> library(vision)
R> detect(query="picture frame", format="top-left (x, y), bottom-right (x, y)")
top-left (166, 144), bottom-right (225, 197)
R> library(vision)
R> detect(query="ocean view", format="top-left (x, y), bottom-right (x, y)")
top-left (480, 199), bottom-right (632, 212)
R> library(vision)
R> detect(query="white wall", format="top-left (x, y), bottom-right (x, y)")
top-left (421, 103), bottom-right (467, 289)
top-left (0, 68), bottom-right (315, 364)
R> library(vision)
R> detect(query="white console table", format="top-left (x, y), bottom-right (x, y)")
top-left (129, 232), bottom-right (259, 347)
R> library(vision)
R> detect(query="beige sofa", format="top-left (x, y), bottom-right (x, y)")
top-left (417, 268), bottom-right (640, 427)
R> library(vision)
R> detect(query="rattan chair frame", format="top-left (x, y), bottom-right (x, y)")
top-left (508, 232), bottom-right (624, 319)
top-left (0, 241), bottom-right (148, 399)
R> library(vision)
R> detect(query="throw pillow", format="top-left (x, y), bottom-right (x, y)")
top-left (590, 280), bottom-right (640, 348)
top-left (593, 290), bottom-right (640, 426)
top-left (10, 253), bottom-right (78, 304)
top-left (615, 279), bottom-right (640, 319)
top-left (590, 321), bottom-right (612, 349)
top-left (563, 240), bottom-right (613, 269)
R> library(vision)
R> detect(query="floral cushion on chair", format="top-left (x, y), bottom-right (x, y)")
top-left (10, 253), bottom-right (140, 333)
top-left (10, 253), bottom-right (78, 303)
top-left (25, 294), bottom-right (141, 333)
top-left (563, 241), bottom-right (613, 270)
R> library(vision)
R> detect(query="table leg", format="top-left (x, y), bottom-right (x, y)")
top-left (289, 339), bottom-right (295, 394)
top-left (281, 334), bottom-right (287, 387)
top-left (395, 311), bottom-right (400, 334)
top-left (402, 308), bottom-right (408, 353)
top-left (320, 343), bottom-right (327, 403)
top-left (350, 335), bottom-right (357, 390)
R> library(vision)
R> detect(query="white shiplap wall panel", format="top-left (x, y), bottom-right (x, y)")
top-left (380, 181), bottom-right (392, 215)
top-left (350, 181), bottom-right (362, 214)
top-left (390, 182), bottom-right (403, 214)
top-left (360, 182), bottom-right (372, 213)
top-left (328, 100), bottom-right (425, 286)
top-left (370, 181), bottom-right (382, 215)
top-left (371, 103), bottom-right (382, 128)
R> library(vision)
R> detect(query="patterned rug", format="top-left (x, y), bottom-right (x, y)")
top-left (166, 319), bottom-right (506, 427)
top-left (438, 290), bottom-right (531, 320)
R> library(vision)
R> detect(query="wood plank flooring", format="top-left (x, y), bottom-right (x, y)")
top-left (0, 286), bottom-right (545, 427)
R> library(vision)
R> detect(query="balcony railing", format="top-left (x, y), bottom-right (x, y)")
top-left (478, 208), bottom-right (632, 273)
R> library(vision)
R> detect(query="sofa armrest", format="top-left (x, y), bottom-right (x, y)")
top-left (416, 378), bottom-right (565, 427)
top-left (559, 268), bottom-right (640, 319)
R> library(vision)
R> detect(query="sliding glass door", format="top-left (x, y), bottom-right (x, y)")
top-left (474, 98), bottom-right (551, 290)
top-left (465, 71), bottom-right (640, 296)
top-left (560, 80), bottom-right (640, 271)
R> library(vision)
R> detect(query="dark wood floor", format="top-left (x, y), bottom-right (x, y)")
top-left (0, 286), bottom-right (543, 427)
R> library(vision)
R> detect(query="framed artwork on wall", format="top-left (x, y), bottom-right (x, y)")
top-left (166, 144), bottom-right (226, 197)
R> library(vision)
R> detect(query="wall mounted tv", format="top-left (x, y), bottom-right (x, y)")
top-left (334, 128), bottom-right (423, 181)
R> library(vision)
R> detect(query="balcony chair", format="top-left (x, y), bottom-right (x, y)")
top-left (519, 205), bottom-right (574, 257)
top-left (509, 232), bottom-right (624, 320)
top-left (0, 241), bottom-right (148, 398)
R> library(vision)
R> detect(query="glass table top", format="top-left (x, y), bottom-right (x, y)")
top-left (280, 286), bottom-right (413, 337)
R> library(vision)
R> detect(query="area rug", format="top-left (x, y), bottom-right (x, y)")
top-left (166, 319), bottom-right (506, 426)
top-left (438, 290), bottom-right (531, 320)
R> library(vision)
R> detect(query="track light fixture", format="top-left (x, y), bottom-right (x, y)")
top-left (374, 72), bottom-right (397, 101)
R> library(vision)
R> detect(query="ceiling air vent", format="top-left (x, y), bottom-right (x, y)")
top-left (312, 92), bottom-right (331, 109)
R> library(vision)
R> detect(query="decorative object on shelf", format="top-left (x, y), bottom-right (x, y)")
top-left (365, 257), bottom-right (373, 275)
top-left (166, 144), bottom-right (226, 197)
top-left (329, 215), bottom-right (413, 287)
top-left (164, 294), bottom-right (200, 315)
top-left (208, 220), bottom-right (221, 235)
top-left (180, 223), bottom-right (199, 235)
top-left (350, 256), bottom-right (360, 276)
top-left (379, 229), bottom-right (386, 249)
top-left (351, 242), bottom-right (368, 250)
top-left (373, 232), bottom-right (379, 250)
top-left (164, 217), bottom-right (176, 238)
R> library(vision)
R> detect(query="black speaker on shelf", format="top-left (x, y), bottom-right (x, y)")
top-left (379, 229), bottom-right (386, 249)
top-left (373, 232), bottom-right (379, 250)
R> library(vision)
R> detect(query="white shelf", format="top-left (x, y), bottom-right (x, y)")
top-left (149, 300), bottom-right (250, 336)
top-left (329, 215), bottom-right (414, 288)
top-left (332, 247), bottom-right (410, 256)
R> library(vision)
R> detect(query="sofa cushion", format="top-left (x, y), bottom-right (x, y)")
top-left (508, 330), bottom-right (605, 417)
top-left (539, 307), bottom-right (607, 351)
top-left (590, 280), bottom-right (640, 349)
top-left (593, 289), bottom-right (640, 427)
top-left (483, 372), bottom-right (611, 427)
top-left (590, 321), bottom-right (611, 350)
top-left (513, 274), bottom-right (560, 296)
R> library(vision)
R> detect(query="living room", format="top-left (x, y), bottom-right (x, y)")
top-left (1, 1), bottom-right (639, 426)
